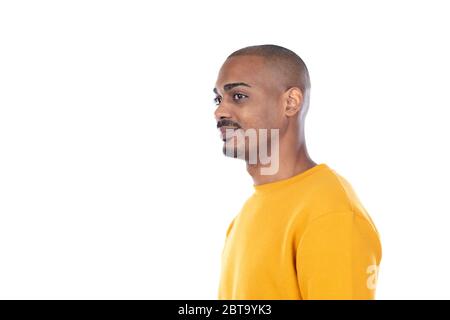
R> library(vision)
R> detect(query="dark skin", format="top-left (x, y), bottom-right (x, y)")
top-left (214, 55), bottom-right (317, 185)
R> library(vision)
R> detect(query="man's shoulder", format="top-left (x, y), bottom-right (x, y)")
top-left (296, 166), bottom-right (370, 223)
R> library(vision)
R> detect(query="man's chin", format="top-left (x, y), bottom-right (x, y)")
top-left (222, 142), bottom-right (247, 160)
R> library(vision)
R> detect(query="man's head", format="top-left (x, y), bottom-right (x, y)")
top-left (213, 44), bottom-right (311, 161)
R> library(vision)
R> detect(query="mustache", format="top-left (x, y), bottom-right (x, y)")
top-left (217, 119), bottom-right (241, 129)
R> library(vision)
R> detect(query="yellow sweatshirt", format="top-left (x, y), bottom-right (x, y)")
top-left (218, 163), bottom-right (382, 300)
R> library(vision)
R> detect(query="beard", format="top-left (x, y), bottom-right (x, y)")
top-left (222, 139), bottom-right (247, 160)
top-left (220, 127), bottom-right (280, 175)
top-left (222, 131), bottom-right (274, 163)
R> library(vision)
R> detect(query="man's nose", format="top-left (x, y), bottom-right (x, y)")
top-left (214, 103), bottom-right (232, 122)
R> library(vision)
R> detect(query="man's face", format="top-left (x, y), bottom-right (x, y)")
top-left (213, 55), bottom-right (285, 160)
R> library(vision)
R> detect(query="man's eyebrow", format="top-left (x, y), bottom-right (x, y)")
top-left (213, 82), bottom-right (252, 95)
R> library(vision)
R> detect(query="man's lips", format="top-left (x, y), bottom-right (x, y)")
top-left (219, 126), bottom-right (240, 141)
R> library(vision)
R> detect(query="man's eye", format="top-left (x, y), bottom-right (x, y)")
top-left (213, 96), bottom-right (222, 105)
top-left (233, 93), bottom-right (248, 101)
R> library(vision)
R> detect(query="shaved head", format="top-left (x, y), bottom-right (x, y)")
top-left (227, 44), bottom-right (311, 115)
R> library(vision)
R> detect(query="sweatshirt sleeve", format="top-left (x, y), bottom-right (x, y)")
top-left (296, 211), bottom-right (382, 300)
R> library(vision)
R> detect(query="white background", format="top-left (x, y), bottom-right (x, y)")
top-left (1, 0), bottom-right (449, 299)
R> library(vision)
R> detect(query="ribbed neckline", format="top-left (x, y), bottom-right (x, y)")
top-left (253, 163), bottom-right (329, 194)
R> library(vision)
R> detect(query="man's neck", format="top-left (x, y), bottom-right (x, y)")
top-left (246, 140), bottom-right (316, 186)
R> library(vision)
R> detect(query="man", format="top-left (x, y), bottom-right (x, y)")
top-left (213, 44), bottom-right (382, 300)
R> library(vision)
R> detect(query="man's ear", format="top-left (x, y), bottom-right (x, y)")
top-left (284, 87), bottom-right (303, 117)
